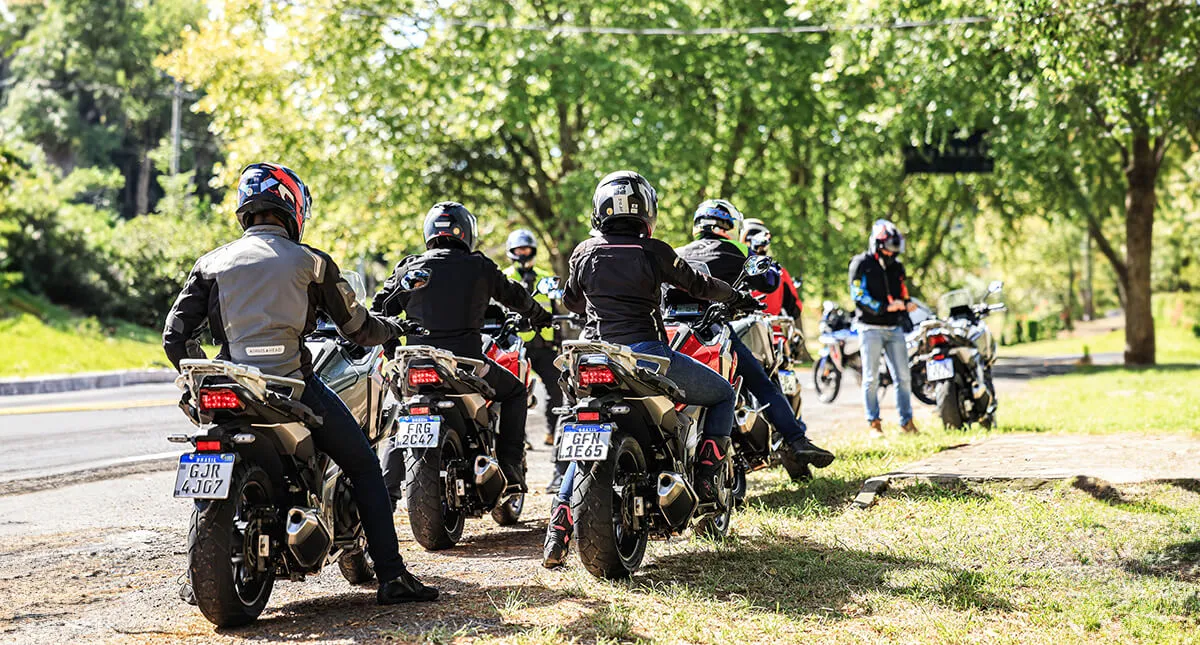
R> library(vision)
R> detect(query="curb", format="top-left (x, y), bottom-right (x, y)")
top-left (0, 369), bottom-right (177, 397)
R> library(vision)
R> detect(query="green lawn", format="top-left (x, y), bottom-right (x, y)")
top-left (1001, 323), bottom-right (1200, 363)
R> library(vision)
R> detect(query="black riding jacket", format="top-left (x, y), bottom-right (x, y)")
top-left (848, 251), bottom-right (911, 327)
top-left (372, 247), bottom-right (545, 359)
top-left (675, 234), bottom-right (748, 284)
top-left (162, 225), bottom-right (402, 378)
top-left (563, 232), bottom-right (738, 346)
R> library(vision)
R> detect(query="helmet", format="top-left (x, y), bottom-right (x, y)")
top-left (591, 171), bottom-right (658, 234)
top-left (505, 229), bottom-right (538, 262)
top-left (869, 219), bottom-right (905, 255)
top-left (236, 162), bottom-right (312, 241)
top-left (742, 218), bottom-right (771, 253)
top-left (692, 199), bottom-right (743, 240)
top-left (423, 202), bottom-right (477, 251)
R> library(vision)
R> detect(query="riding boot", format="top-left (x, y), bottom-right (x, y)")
top-left (497, 446), bottom-right (528, 493)
top-left (542, 501), bottom-right (574, 569)
top-left (693, 436), bottom-right (732, 504)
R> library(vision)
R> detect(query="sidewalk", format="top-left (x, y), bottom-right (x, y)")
top-left (0, 369), bottom-right (176, 396)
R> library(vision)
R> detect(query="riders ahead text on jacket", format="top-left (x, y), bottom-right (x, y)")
top-left (162, 225), bottom-right (401, 378)
top-left (848, 251), bottom-right (910, 327)
top-left (563, 233), bottom-right (737, 346)
top-left (372, 247), bottom-right (543, 359)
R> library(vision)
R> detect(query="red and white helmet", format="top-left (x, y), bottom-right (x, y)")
top-left (235, 162), bottom-right (312, 241)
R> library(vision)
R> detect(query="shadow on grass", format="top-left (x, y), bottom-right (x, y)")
top-left (1123, 539), bottom-right (1200, 585)
top-left (633, 534), bottom-right (1012, 618)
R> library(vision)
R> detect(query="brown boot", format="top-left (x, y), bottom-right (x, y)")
top-left (869, 419), bottom-right (884, 437)
top-left (901, 420), bottom-right (920, 434)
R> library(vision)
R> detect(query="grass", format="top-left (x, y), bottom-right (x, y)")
top-left (385, 366), bottom-right (1199, 644)
top-left (1001, 323), bottom-right (1200, 363)
top-left (0, 291), bottom-right (171, 377)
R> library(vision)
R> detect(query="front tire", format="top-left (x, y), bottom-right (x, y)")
top-left (573, 433), bottom-right (648, 579)
top-left (406, 427), bottom-right (466, 550)
top-left (813, 357), bottom-right (841, 403)
top-left (188, 463), bottom-right (276, 628)
top-left (337, 550), bottom-right (375, 586)
top-left (911, 363), bottom-right (937, 405)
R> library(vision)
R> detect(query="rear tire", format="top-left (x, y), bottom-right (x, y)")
top-left (406, 427), bottom-right (466, 550)
top-left (189, 464), bottom-right (276, 628)
top-left (813, 358), bottom-right (841, 403)
top-left (937, 379), bottom-right (967, 429)
top-left (574, 433), bottom-right (648, 579)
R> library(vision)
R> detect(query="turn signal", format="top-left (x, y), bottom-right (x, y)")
top-left (579, 365), bottom-right (616, 386)
top-left (407, 368), bottom-right (441, 386)
top-left (199, 389), bottom-right (242, 410)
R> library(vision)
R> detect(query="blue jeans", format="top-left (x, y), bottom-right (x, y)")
top-left (730, 334), bottom-right (807, 443)
top-left (557, 340), bottom-right (736, 501)
top-left (300, 376), bottom-right (406, 581)
top-left (860, 326), bottom-right (912, 425)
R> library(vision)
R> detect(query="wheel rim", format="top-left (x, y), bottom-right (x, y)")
top-left (611, 446), bottom-right (647, 566)
top-left (231, 479), bottom-right (272, 607)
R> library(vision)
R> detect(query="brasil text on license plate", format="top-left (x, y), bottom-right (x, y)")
top-left (927, 358), bottom-right (954, 382)
top-left (558, 424), bottom-right (613, 461)
top-left (174, 453), bottom-right (235, 499)
top-left (393, 415), bottom-right (441, 448)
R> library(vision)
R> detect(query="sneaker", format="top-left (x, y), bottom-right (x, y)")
top-left (788, 437), bottom-right (836, 469)
top-left (869, 419), bottom-right (884, 437)
top-left (542, 502), bottom-right (573, 569)
top-left (377, 567), bottom-right (439, 604)
top-left (693, 436), bottom-right (732, 504)
top-left (901, 420), bottom-right (920, 434)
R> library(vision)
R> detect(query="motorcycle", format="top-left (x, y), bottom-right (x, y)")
top-left (911, 281), bottom-right (1006, 428)
top-left (553, 256), bottom-right (771, 579)
top-left (167, 272), bottom-right (417, 627)
top-left (383, 270), bottom-right (542, 550)
top-left (812, 303), bottom-right (892, 403)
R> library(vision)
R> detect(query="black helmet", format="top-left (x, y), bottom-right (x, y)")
top-left (591, 170), bottom-right (658, 234)
top-left (505, 229), bottom-right (538, 261)
top-left (235, 162), bottom-right (312, 241)
top-left (869, 219), bottom-right (905, 255)
top-left (423, 202), bottom-right (477, 251)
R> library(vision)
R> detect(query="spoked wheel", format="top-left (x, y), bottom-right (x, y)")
top-left (574, 433), bottom-right (649, 579)
top-left (189, 464), bottom-right (276, 628)
top-left (406, 428), bottom-right (466, 550)
top-left (813, 357), bottom-right (841, 403)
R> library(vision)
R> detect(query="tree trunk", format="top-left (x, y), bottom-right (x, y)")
top-left (1122, 135), bottom-right (1158, 365)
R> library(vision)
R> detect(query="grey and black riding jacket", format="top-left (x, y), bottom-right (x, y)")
top-left (162, 225), bottom-right (402, 378)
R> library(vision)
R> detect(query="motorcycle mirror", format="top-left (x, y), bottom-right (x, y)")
top-left (399, 268), bottom-right (432, 292)
top-left (744, 255), bottom-right (776, 277)
top-left (535, 276), bottom-right (564, 299)
top-left (987, 280), bottom-right (1004, 295)
top-left (341, 270), bottom-right (368, 305)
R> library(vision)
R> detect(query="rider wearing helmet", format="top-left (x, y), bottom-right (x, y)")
top-left (742, 218), bottom-right (802, 319)
top-left (541, 171), bottom-right (755, 569)
top-left (677, 201), bottom-right (835, 482)
top-left (503, 229), bottom-right (565, 452)
top-left (163, 163), bottom-right (437, 605)
top-left (373, 203), bottom-right (553, 493)
top-left (849, 219), bottom-right (918, 437)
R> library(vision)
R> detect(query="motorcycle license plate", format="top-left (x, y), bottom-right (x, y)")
top-left (173, 453), bottom-right (235, 499)
top-left (557, 424), bottom-right (613, 461)
top-left (778, 368), bottom-right (800, 396)
top-left (927, 358), bottom-right (954, 382)
top-left (392, 415), bottom-right (441, 449)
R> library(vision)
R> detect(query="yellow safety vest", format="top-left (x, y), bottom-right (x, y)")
top-left (504, 264), bottom-right (556, 342)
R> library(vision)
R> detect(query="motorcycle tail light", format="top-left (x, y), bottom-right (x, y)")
top-left (199, 388), bottom-right (241, 410)
top-left (577, 411), bottom-right (601, 421)
top-left (409, 405), bottom-right (430, 415)
top-left (407, 367), bottom-right (441, 386)
top-left (196, 440), bottom-right (223, 452)
top-left (929, 334), bottom-right (948, 346)
top-left (579, 365), bottom-right (616, 386)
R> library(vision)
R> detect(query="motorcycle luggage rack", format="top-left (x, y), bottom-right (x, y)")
top-left (177, 359), bottom-right (306, 401)
top-left (384, 345), bottom-right (487, 378)
top-left (556, 340), bottom-right (671, 376)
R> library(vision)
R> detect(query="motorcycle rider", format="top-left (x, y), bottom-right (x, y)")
top-left (162, 162), bottom-right (437, 605)
top-left (849, 219), bottom-right (919, 437)
top-left (676, 200), bottom-right (835, 481)
top-left (741, 218), bottom-right (802, 319)
top-left (542, 171), bottom-right (755, 569)
top-left (373, 203), bottom-right (554, 495)
top-left (502, 229), bottom-right (566, 449)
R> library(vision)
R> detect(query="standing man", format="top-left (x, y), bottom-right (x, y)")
top-left (849, 219), bottom-right (919, 437)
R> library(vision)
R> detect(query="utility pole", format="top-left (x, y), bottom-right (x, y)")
top-left (1082, 229), bottom-right (1095, 321)
top-left (170, 79), bottom-right (182, 176)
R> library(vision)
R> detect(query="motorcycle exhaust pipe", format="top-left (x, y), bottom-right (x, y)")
top-left (656, 472), bottom-right (698, 530)
top-left (474, 455), bottom-right (506, 506)
top-left (285, 507), bottom-right (332, 570)
top-left (735, 402), bottom-right (768, 434)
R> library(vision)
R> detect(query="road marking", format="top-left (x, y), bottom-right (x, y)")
top-left (0, 399), bottom-right (178, 416)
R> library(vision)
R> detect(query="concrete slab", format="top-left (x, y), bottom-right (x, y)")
top-left (854, 433), bottom-right (1200, 507)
